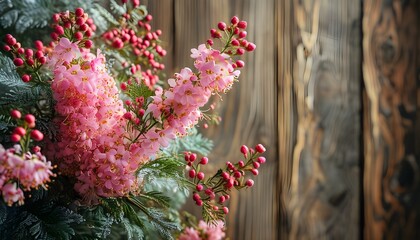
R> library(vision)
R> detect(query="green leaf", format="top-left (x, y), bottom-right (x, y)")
top-left (138, 191), bottom-right (171, 208)
top-left (126, 81), bottom-right (154, 100)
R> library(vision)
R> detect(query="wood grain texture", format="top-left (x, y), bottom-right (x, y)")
top-left (145, 1), bottom-right (278, 239)
top-left (278, 0), bottom-right (362, 239)
top-left (362, 0), bottom-right (420, 239)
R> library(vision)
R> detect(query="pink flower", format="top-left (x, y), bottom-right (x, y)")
top-left (2, 182), bottom-right (24, 206)
top-left (179, 227), bottom-right (201, 240)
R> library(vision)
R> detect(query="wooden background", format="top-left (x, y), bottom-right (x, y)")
top-left (143, 0), bottom-right (419, 239)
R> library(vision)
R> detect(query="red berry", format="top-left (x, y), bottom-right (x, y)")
top-left (32, 146), bottom-right (41, 153)
top-left (213, 206), bottom-right (219, 211)
top-left (21, 74), bottom-right (31, 82)
top-left (231, 39), bottom-right (240, 46)
top-left (55, 26), bottom-right (64, 35)
top-left (233, 171), bottom-right (241, 179)
top-left (24, 114), bottom-right (35, 124)
top-left (236, 48), bottom-right (245, 55)
top-left (10, 110), bottom-right (21, 119)
top-left (206, 39), bottom-right (214, 46)
top-left (223, 207), bottom-right (229, 214)
top-left (221, 172), bottom-right (230, 180)
top-left (236, 60), bottom-right (245, 68)
top-left (238, 21), bottom-right (247, 29)
top-left (34, 40), bottom-right (43, 50)
top-left (26, 58), bottom-right (34, 66)
top-left (200, 157), bottom-right (208, 165)
top-left (11, 134), bottom-right (21, 142)
top-left (13, 127), bottom-right (26, 136)
top-left (13, 58), bottom-right (24, 67)
top-left (112, 39), bottom-right (124, 49)
top-left (253, 161), bottom-right (260, 169)
top-left (76, 17), bottom-right (85, 26)
top-left (257, 156), bottom-right (266, 164)
top-left (231, 16), bottom-right (239, 25)
top-left (217, 22), bottom-right (227, 31)
top-left (30, 129), bottom-right (44, 141)
top-left (52, 13), bottom-right (60, 22)
top-left (75, 8), bottom-right (84, 17)
top-left (39, 57), bottom-right (46, 64)
top-left (145, 14), bottom-right (153, 22)
top-left (3, 45), bottom-right (11, 51)
top-left (79, 24), bottom-right (88, 32)
top-left (246, 179), bottom-right (254, 187)
top-left (123, 112), bottom-right (133, 120)
top-left (238, 31), bottom-right (247, 38)
top-left (225, 179), bottom-right (234, 189)
top-left (74, 32), bottom-right (83, 40)
top-left (246, 43), bottom-right (256, 51)
top-left (219, 195), bottom-right (226, 203)
top-left (25, 49), bottom-right (33, 58)
top-left (120, 82), bottom-right (128, 91)
top-left (238, 160), bottom-right (245, 168)
top-left (6, 37), bottom-right (16, 46)
top-left (189, 169), bottom-right (196, 178)
top-left (17, 47), bottom-right (25, 54)
top-left (50, 32), bottom-right (59, 41)
top-left (251, 169), bottom-right (259, 176)
top-left (196, 184), bottom-right (203, 191)
top-left (196, 199), bottom-right (203, 206)
top-left (35, 51), bottom-right (44, 59)
top-left (132, 0), bottom-right (140, 7)
top-left (189, 153), bottom-right (197, 162)
top-left (193, 193), bottom-right (201, 201)
top-left (197, 172), bottom-right (205, 180)
top-left (84, 40), bottom-right (93, 48)
top-left (255, 144), bottom-right (266, 153)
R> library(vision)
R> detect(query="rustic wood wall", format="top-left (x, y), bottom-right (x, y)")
top-left (144, 0), bottom-right (419, 239)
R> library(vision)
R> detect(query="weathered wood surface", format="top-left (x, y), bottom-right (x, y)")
top-left (362, 0), bottom-right (420, 239)
top-left (144, 0), bottom-right (420, 239)
top-left (278, 0), bottom-right (362, 239)
top-left (144, 1), bottom-right (278, 239)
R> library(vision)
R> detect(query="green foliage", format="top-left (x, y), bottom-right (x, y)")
top-left (163, 127), bottom-right (214, 156)
top-left (126, 81), bottom-right (154, 100)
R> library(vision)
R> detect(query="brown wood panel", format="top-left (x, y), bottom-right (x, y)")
top-left (362, 0), bottom-right (420, 239)
top-left (278, 0), bottom-right (362, 239)
top-left (146, 1), bottom-right (278, 239)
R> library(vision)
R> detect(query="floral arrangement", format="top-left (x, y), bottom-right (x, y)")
top-left (0, 1), bottom-right (265, 239)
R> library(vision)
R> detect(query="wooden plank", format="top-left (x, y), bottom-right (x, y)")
top-left (362, 0), bottom-right (420, 239)
top-left (279, 0), bottom-right (362, 238)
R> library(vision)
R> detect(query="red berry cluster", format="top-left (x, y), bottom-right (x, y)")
top-left (51, 8), bottom-right (95, 48)
top-left (207, 16), bottom-right (256, 68)
top-left (121, 0), bottom-right (140, 7)
top-left (186, 144), bottom-right (266, 221)
top-left (102, 4), bottom-right (166, 88)
top-left (3, 35), bottom-right (46, 83)
top-left (122, 94), bottom-right (146, 127)
top-left (9, 110), bottom-right (44, 151)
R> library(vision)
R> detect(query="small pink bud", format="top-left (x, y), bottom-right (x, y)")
top-left (238, 31), bottom-right (247, 38)
top-left (231, 16), bottom-right (239, 25)
top-left (217, 22), bottom-right (227, 31)
top-left (231, 39), bottom-right (240, 46)
top-left (253, 161), bottom-right (260, 169)
top-left (213, 206), bottom-right (219, 211)
top-left (225, 179), bottom-right (234, 189)
top-left (219, 195), bottom-right (226, 203)
top-left (200, 157), bottom-right (208, 165)
top-left (197, 172), bottom-right (205, 180)
top-left (74, 32), bottom-right (83, 40)
top-left (251, 169), bottom-right (259, 176)
top-left (17, 47), bottom-right (25, 54)
top-left (52, 14), bottom-right (60, 23)
top-left (3, 45), bottom-right (11, 51)
top-left (236, 48), bottom-right (245, 55)
top-left (75, 8), bottom-right (84, 17)
top-left (206, 39), bottom-right (214, 46)
top-left (236, 60), bottom-right (245, 68)
top-left (6, 37), bottom-right (16, 46)
top-left (30, 129), bottom-right (44, 141)
top-left (189, 153), bottom-right (197, 162)
top-left (233, 27), bottom-right (239, 35)
top-left (25, 49), bottom-right (33, 58)
top-left (24, 114), bottom-right (35, 125)
top-left (120, 82), bottom-right (128, 91)
top-left (125, 100), bottom-right (132, 106)
top-left (138, 109), bottom-right (145, 117)
top-left (145, 14), bottom-right (153, 22)
top-left (189, 169), bottom-right (196, 178)
top-left (21, 74), bottom-right (31, 82)
top-left (35, 50), bottom-right (44, 59)
top-left (39, 57), bottom-right (46, 64)
top-left (255, 144), bottom-right (266, 153)
top-left (246, 43), bottom-right (256, 51)
top-left (223, 207), bottom-right (229, 214)
top-left (123, 112), bottom-right (133, 120)
top-left (196, 184), bottom-right (203, 191)
top-left (238, 21), bottom-right (247, 29)
top-left (196, 199), bottom-right (203, 206)
top-left (13, 58), bottom-right (24, 67)
top-left (221, 172), bottom-right (230, 180)
top-left (11, 134), bottom-right (21, 142)
top-left (84, 40), bottom-right (93, 48)
top-left (233, 171), bottom-right (241, 179)
top-left (32, 146), bottom-right (41, 153)
top-left (55, 26), bottom-right (64, 35)
top-left (246, 179), bottom-right (254, 187)
top-left (79, 24), bottom-right (88, 32)
top-left (26, 58), bottom-right (34, 66)
top-left (205, 188), bottom-right (213, 195)
top-left (193, 193), bottom-right (201, 201)
top-left (13, 127), bottom-right (26, 136)
top-left (76, 17), bottom-right (85, 26)
top-left (10, 110), bottom-right (21, 119)
top-left (34, 40), bottom-right (44, 50)
top-left (225, 195), bottom-right (230, 200)
top-left (257, 156), bottom-right (266, 164)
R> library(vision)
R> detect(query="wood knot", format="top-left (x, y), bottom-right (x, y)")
top-left (379, 36), bottom-right (396, 64)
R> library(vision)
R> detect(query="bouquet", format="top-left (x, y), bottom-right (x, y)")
top-left (0, 1), bottom-right (265, 239)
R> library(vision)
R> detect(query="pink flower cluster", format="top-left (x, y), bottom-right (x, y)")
top-left (0, 144), bottom-right (54, 206)
top-left (179, 220), bottom-right (225, 240)
top-left (49, 38), bottom-right (147, 202)
top-left (148, 44), bottom-right (240, 136)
